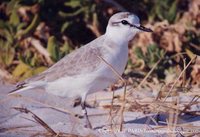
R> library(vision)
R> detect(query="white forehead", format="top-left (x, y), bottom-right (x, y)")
top-left (109, 12), bottom-right (140, 24)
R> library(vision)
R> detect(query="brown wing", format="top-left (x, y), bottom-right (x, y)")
top-left (25, 45), bottom-right (103, 83)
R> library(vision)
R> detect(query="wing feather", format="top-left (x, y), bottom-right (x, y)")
top-left (24, 36), bottom-right (105, 83)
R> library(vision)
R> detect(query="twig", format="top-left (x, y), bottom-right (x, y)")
top-left (146, 55), bottom-right (197, 126)
top-left (97, 56), bottom-right (124, 82)
top-left (0, 68), bottom-right (15, 82)
top-left (119, 82), bottom-right (127, 131)
top-left (179, 95), bottom-right (200, 116)
top-left (109, 90), bottom-right (115, 129)
top-left (137, 52), bottom-right (166, 88)
top-left (97, 55), bottom-right (127, 131)
top-left (27, 37), bottom-right (53, 65)
top-left (182, 58), bottom-right (186, 86)
top-left (6, 94), bottom-right (80, 123)
top-left (87, 13), bottom-right (101, 37)
top-left (173, 96), bottom-right (179, 136)
top-left (162, 56), bottom-right (196, 102)
top-left (190, 43), bottom-right (200, 51)
top-left (13, 107), bottom-right (57, 136)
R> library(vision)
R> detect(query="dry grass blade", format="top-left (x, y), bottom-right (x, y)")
top-left (0, 69), bottom-right (14, 82)
top-left (173, 97), bottom-right (179, 135)
top-left (137, 51), bottom-right (166, 88)
top-left (27, 37), bottom-right (53, 65)
top-left (97, 55), bottom-right (127, 131)
top-left (146, 55), bottom-right (197, 127)
top-left (87, 13), bottom-right (101, 37)
top-left (109, 90), bottom-right (115, 129)
top-left (119, 82), bottom-right (127, 131)
top-left (12, 107), bottom-right (57, 136)
top-left (97, 56), bottom-right (125, 82)
top-left (163, 56), bottom-right (197, 102)
top-left (182, 58), bottom-right (186, 86)
top-left (13, 95), bottom-right (77, 116)
top-left (179, 95), bottom-right (200, 116)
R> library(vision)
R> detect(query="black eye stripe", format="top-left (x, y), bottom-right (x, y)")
top-left (112, 20), bottom-right (135, 27)
top-left (111, 20), bottom-right (153, 32)
top-left (121, 20), bottom-right (129, 25)
top-left (121, 20), bottom-right (135, 27)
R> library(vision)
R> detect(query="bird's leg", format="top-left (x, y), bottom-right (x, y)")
top-left (73, 96), bottom-right (95, 108)
top-left (73, 97), bottom-right (82, 107)
top-left (81, 95), bottom-right (92, 129)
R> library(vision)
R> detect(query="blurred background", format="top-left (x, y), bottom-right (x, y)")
top-left (0, 0), bottom-right (199, 86)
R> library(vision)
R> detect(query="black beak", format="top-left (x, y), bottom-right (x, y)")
top-left (135, 25), bottom-right (153, 32)
top-left (112, 21), bottom-right (153, 32)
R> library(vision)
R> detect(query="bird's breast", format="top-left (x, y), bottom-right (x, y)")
top-left (87, 45), bottom-right (128, 93)
top-left (102, 44), bottom-right (129, 76)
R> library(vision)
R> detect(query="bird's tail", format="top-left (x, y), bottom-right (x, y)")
top-left (8, 86), bottom-right (33, 96)
top-left (8, 81), bottom-right (46, 96)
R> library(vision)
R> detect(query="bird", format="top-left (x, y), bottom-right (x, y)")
top-left (8, 12), bottom-right (153, 128)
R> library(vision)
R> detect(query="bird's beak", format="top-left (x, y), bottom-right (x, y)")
top-left (136, 25), bottom-right (153, 32)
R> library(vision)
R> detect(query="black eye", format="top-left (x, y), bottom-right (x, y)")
top-left (121, 20), bottom-right (129, 25)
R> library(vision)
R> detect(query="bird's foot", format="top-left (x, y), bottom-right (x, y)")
top-left (73, 97), bottom-right (97, 108)
top-left (81, 105), bottom-right (93, 129)
top-left (74, 114), bottom-right (84, 119)
top-left (84, 110), bottom-right (92, 129)
top-left (73, 97), bottom-right (82, 107)
top-left (84, 102), bottom-right (96, 108)
top-left (84, 119), bottom-right (92, 129)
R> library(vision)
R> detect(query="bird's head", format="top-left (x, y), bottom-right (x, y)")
top-left (106, 12), bottom-right (152, 44)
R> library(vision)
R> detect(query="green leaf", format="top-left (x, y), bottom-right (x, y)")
top-left (64, 1), bottom-right (81, 8)
top-left (185, 48), bottom-right (196, 59)
top-left (47, 36), bottom-right (60, 61)
top-left (9, 9), bottom-right (20, 26)
top-left (59, 41), bottom-right (72, 58)
top-left (154, 0), bottom-right (177, 23)
top-left (61, 22), bottom-right (72, 33)
top-left (5, 48), bottom-right (15, 66)
top-left (16, 14), bottom-right (40, 38)
top-left (0, 42), bottom-right (15, 66)
top-left (21, 66), bottom-right (47, 80)
top-left (134, 47), bottom-right (145, 59)
top-left (167, 0), bottom-right (177, 23)
top-left (33, 66), bottom-right (47, 74)
top-left (58, 8), bottom-right (84, 18)
top-left (30, 54), bottom-right (37, 67)
top-left (6, 0), bottom-right (21, 15)
top-left (0, 20), bottom-right (7, 28)
top-left (17, 22), bottom-right (27, 31)
top-left (12, 62), bottom-right (30, 77)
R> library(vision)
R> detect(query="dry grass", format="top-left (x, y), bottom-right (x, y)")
top-left (96, 55), bottom-right (199, 136)
top-left (11, 107), bottom-right (82, 137)
top-left (97, 55), bottom-right (128, 131)
top-left (1, 54), bottom-right (199, 136)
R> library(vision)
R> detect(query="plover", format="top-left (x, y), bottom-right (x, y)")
top-left (9, 12), bottom-right (153, 128)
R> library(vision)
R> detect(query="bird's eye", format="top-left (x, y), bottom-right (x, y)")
top-left (121, 20), bottom-right (129, 25)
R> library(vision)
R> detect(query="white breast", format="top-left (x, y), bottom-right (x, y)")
top-left (86, 42), bottom-right (129, 94)
top-left (103, 42), bottom-right (129, 76)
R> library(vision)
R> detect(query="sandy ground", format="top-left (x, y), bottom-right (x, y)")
top-left (0, 81), bottom-right (200, 137)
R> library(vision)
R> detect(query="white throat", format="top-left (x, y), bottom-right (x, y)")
top-left (105, 30), bottom-right (127, 46)
top-left (105, 25), bottom-right (137, 46)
